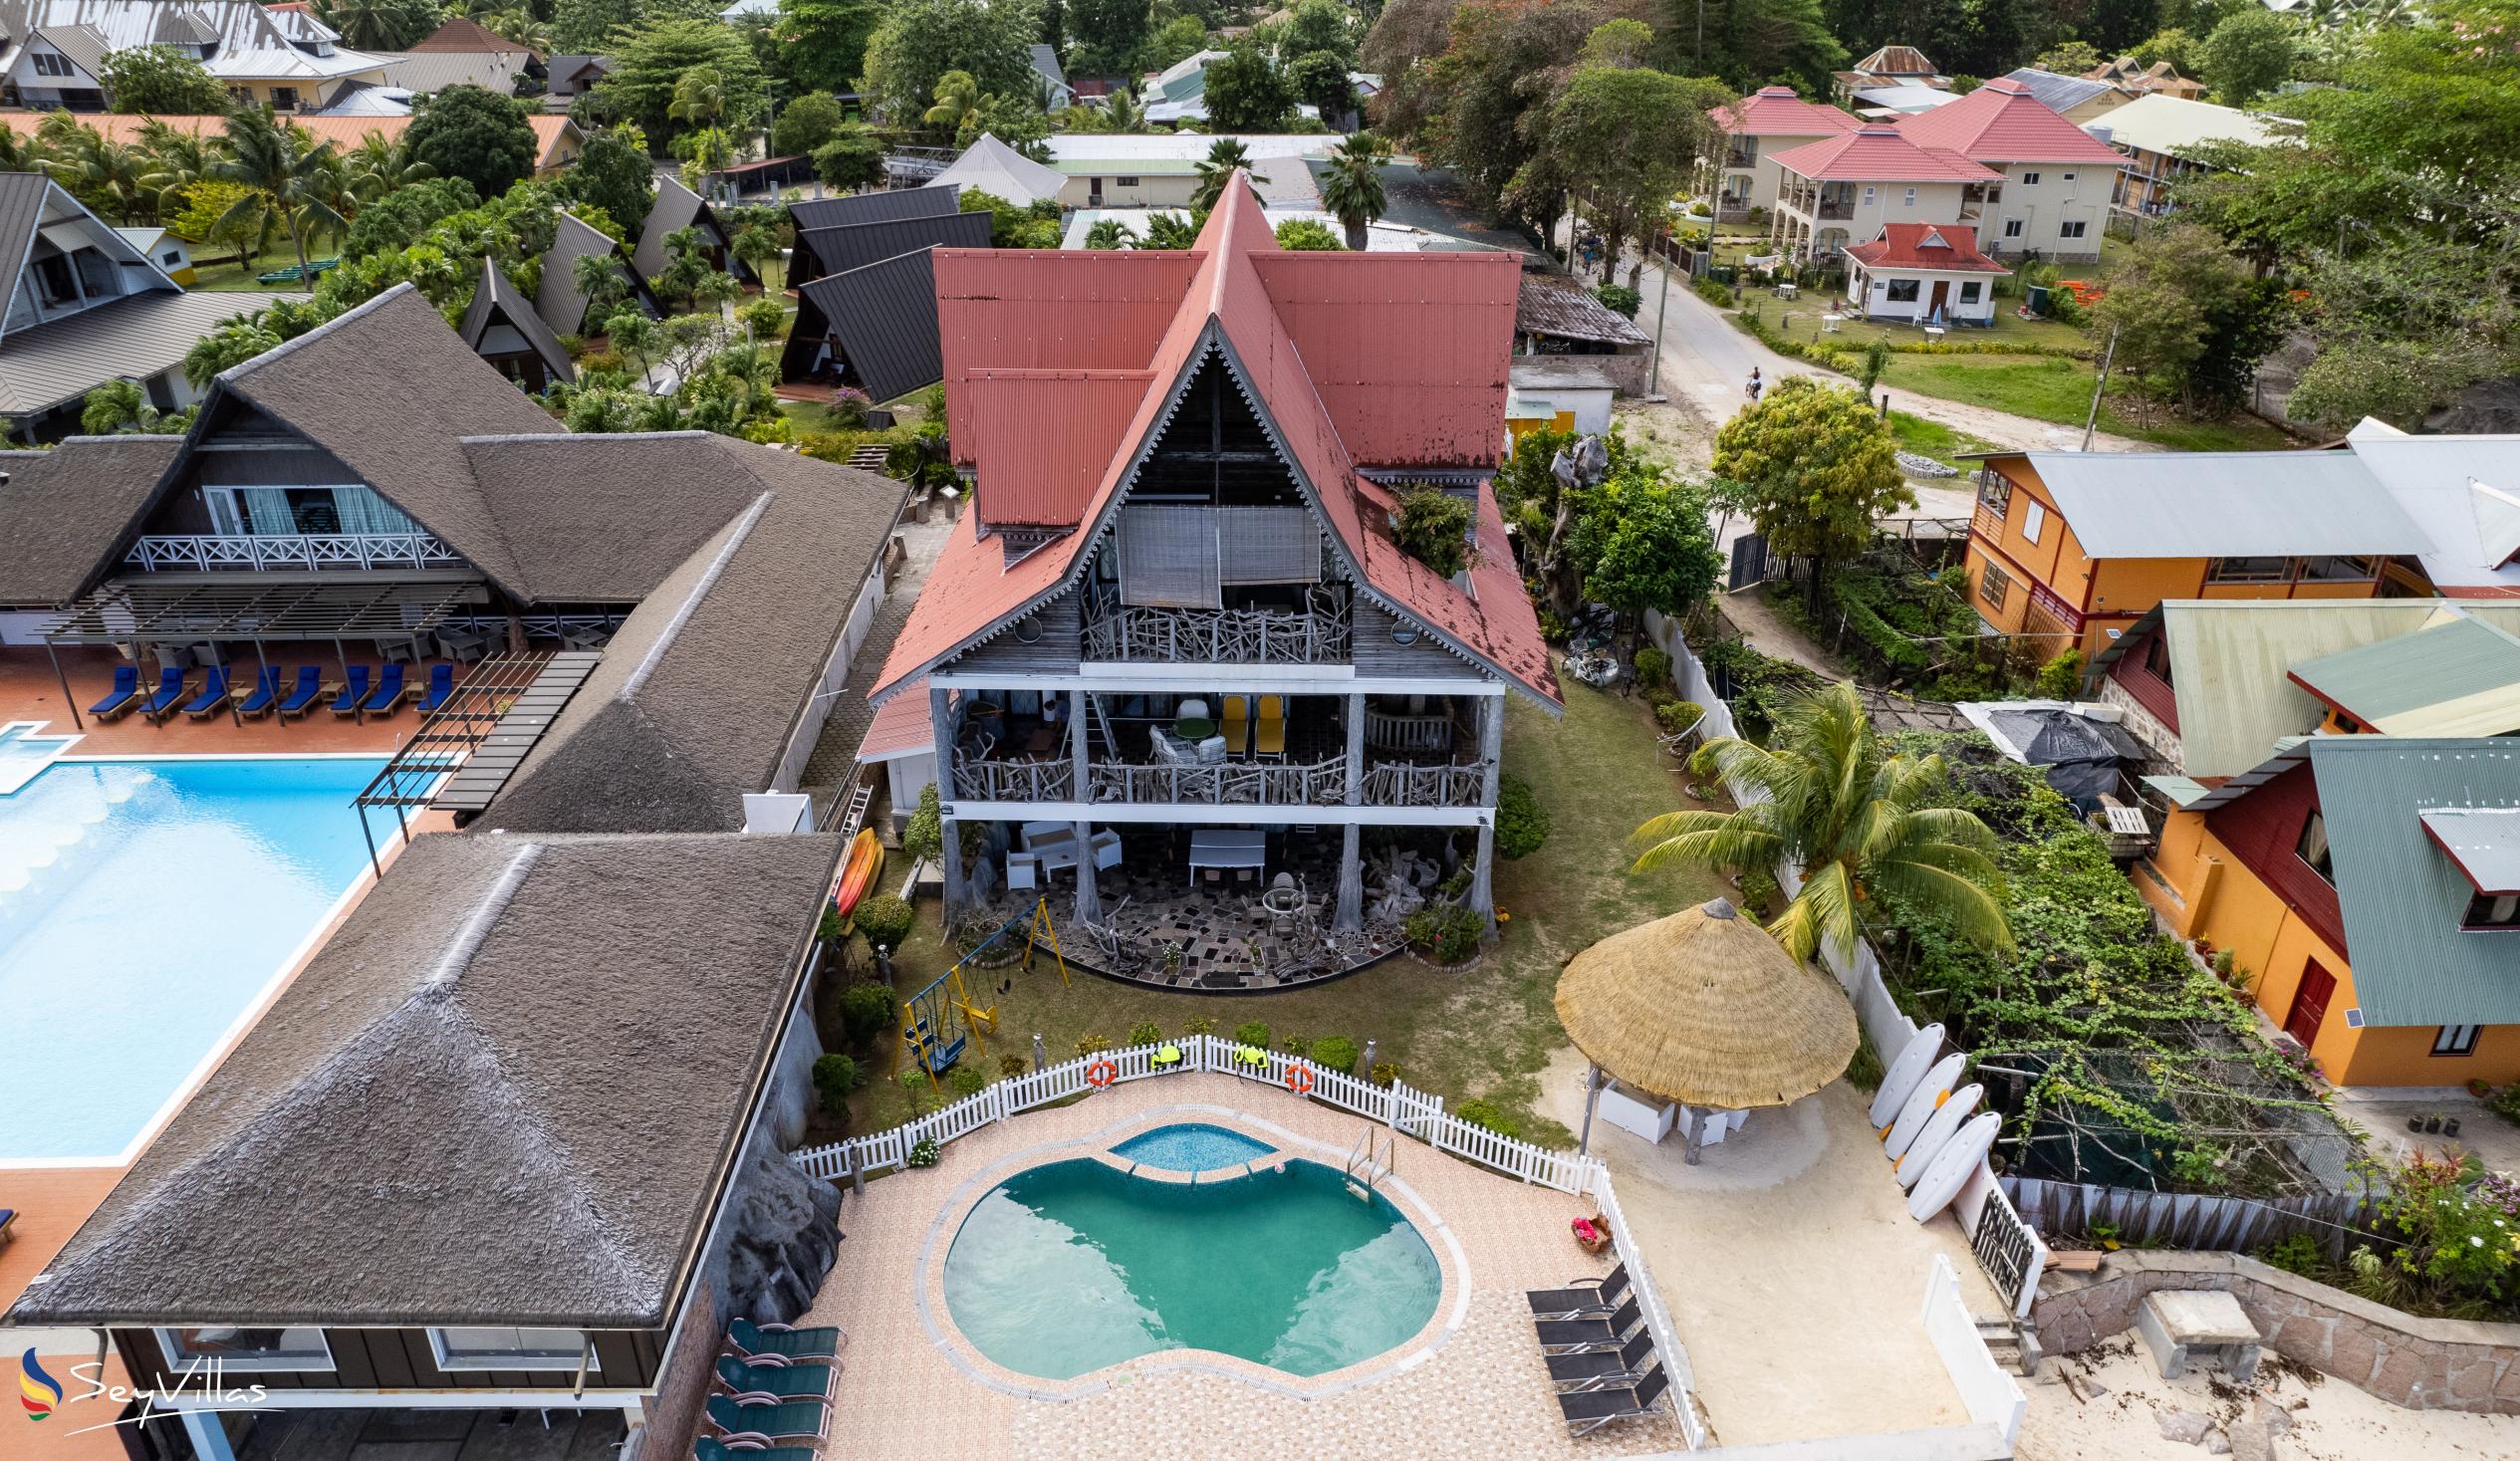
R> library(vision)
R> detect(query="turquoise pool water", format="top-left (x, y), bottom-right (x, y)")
top-left (1111, 1121), bottom-right (1277, 1172)
top-left (942, 1157), bottom-right (1441, 1380)
top-left (0, 757), bottom-right (390, 1161)
top-left (0, 721), bottom-right (79, 794)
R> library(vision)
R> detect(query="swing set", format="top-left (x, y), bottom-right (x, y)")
top-left (899, 897), bottom-right (1072, 1086)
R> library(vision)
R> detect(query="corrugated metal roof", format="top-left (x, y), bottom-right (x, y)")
top-left (2342, 419), bottom-right (2520, 595)
top-left (928, 132), bottom-right (1065, 208)
top-left (0, 171), bottom-right (52, 329)
top-left (788, 210), bottom-right (990, 291)
top-left (2315, 738), bottom-right (2520, 1025)
top-left (788, 186), bottom-right (958, 233)
top-left (535, 210), bottom-right (652, 337)
top-left (2288, 611), bottom-right (2520, 737)
top-left (2091, 94), bottom-right (2300, 157)
top-left (2156, 600), bottom-right (2471, 777)
top-left (2019, 449), bottom-right (2432, 560)
top-left (2422, 807), bottom-right (2520, 895)
top-left (962, 367), bottom-right (1152, 527)
top-left (860, 677), bottom-right (931, 760)
top-left (1256, 249), bottom-right (1520, 468)
top-left (0, 287), bottom-right (291, 415)
top-left (1895, 77), bottom-right (2129, 162)
top-left (374, 49), bottom-right (528, 94)
top-left (1999, 68), bottom-right (2119, 114)
top-left (1769, 125), bottom-right (1999, 182)
top-left (1515, 274), bottom-right (1650, 347)
top-left (1710, 86), bottom-right (1862, 137)
top-left (935, 248), bottom-right (1201, 449)
top-left (799, 249), bottom-right (948, 405)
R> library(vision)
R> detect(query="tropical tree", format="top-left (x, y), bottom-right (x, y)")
top-left (403, 85), bottom-right (538, 196)
top-left (100, 46), bottom-right (231, 115)
top-left (1273, 216), bottom-right (1344, 249)
top-left (923, 69), bottom-right (982, 133)
top-left (771, 93), bottom-right (848, 158)
top-left (1318, 130), bottom-right (1388, 250)
top-left (569, 125), bottom-right (656, 237)
top-left (1101, 86), bottom-right (1143, 133)
top-left (811, 126), bottom-right (886, 190)
top-left (668, 66), bottom-right (728, 128)
top-left (2198, 9), bottom-right (2298, 106)
top-left (1631, 681), bottom-right (2011, 964)
top-left (184, 318), bottom-right (284, 385)
top-left (1202, 38), bottom-right (1294, 131)
top-left (573, 247), bottom-right (634, 325)
top-left (343, 131), bottom-right (434, 200)
top-left (82, 379), bottom-right (167, 434)
top-left (1710, 376), bottom-right (1910, 609)
top-left (1190, 136), bottom-right (1266, 210)
top-left (45, 129), bottom-right (155, 223)
top-left (1139, 210), bottom-right (1200, 248)
top-left (1084, 217), bottom-right (1134, 248)
top-left (593, 20), bottom-right (768, 144)
top-left (778, 0), bottom-right (886, 95)
top-left (315, 0), bottom-right (438, 51)
top-left (215, 110), bottom-right (347, 290)
top-left (859, 0), bottom-right (1041, 125)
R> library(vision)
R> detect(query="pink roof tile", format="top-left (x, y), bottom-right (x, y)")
top-left (961, 367), bottom-right (1155, 528)
top-left (1843, 223), bottom-right (2009, 273)
top-left (860, 680), bottom-right (932, 760)
top-left (1893, 76), bottom-right (2130, 163)
top-left (1710, 86), bottom-right (1864, 137)
top-left (1768, 125), bottom-right (2000, 183)
top-left (932, 249), bottom-right (1200, 452)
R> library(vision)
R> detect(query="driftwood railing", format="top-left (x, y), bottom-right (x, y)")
top-left (1088, 755), bottom-right (1347, 807)
top-left (1363, 707), bottom-right (1455, 754)
top-left (1082, 605), bottom-right (1353, 664)
top-left (1364, 761), bottom-right (1487, 809)
top-left (952, 758), bottom-right (1075, 802)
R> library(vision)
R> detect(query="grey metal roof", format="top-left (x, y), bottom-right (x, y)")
top-left (8, 829), bottom-right (843, 1329)
top-left (2315, 737), bottom-right (2520, 1026)
top-left (2289, 611), bottom-right (2520, 737)
top-left (2422, 807), bottom-right (2520, 895)
top-left (0, 287), bottom-right (289, 414)
top-left (373, 49), bottom-right (529, 95)
top-left (2000, 68), bottom-right (2119, 114)
top-left (536, 209), bottom-right (653, 337)
top-left (629, 175), bottom-right (747, 284)
top-left (0, 170), bottom-right (59, 335)
top-left (788, 185), bottom-right (958, 234)
top-left (2018, 449), bottom-right (2432, 559)
top-left (788, 208), bottom-right (989, 290)
top-left (31, 23), bottom-right (112, 79)
top-left (790, 249), bottom-right (950, 405)
top-left (1515, 273), bottom-right (1650, 348)
top-left (456, 252), bottom-right (574, 385)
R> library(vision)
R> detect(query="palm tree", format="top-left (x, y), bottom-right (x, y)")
top-left (1319, 130), bottom-right (1390, 250)
top-left (344, 132), bottom-right (433, 200)
top-left (214, 110), bottom-right (346, 292)
top-left (82, 379), bottom-right (161, 434)
top-left (669, 67), bottom-right (727, 129)
top-left (0, 122), bottom-right (43, 174)
top-left (572, 249), bottom-right (632, 329)
top-left (1139, 210), bottom-right (1200, 249)
top-left (1630, 681), bottom-right (2012, 963)
top-left (319, 0), bottom-right (422, 51)
top-left (1191, 137), bottom-right (1267, 210)
top-left (1104, 88), bottom-right (1142, 134)
top-left (923, 70), bottom-right (981, 134)
top-left (134, 120), bottom-right (216, 218)
top-left (47, 131), bottom-right (154, 223)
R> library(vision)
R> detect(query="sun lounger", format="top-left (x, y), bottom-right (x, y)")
top-left (180, 666), bottom-right (233, 720)
top-left (235, 666), bottom-right (285, 718)
top-left (1255, 694), bottom-right (1286, 758)
top-left (415, 662), bottom-right (455, 716)
top-left (1547, 1328), bottom-right (1654, 1391)
top-left (359, 662), bottom-right (410, 715)
top-left (275, 666), bottom-right (325, 720)
top-left (1527, 1263), bottom-right (1630, 1321)
top-left (0, 1208), bottom-right (15, 1246)
top-left (702, 1396), bottom-right (827, 1446)
top-left (329, 665), bottom-right (372, 717)
top-left (726, 1318), bottom-right (846, 1362)
top-left (714, 1355), bottom-right (834, 1403)
top-left (694, 1438), bottom-right (816, 1461)
top-left (89, 665), bottom-right (141, 720)
top-left (138, 667), bottom-right (188, 724)
top-left (1536, 1296), bottom-right (1640, 1353)
top-left (1558, 1365), bottom-right (1668, 1437)
top-left (1219, 694), bottom-right (1250, 756)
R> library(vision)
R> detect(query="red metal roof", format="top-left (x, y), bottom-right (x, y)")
top-left (1894, 77), bottom-right (2129, 163)
top-left (860, 679), bottom-right (933, 760)
top-left (1768, 125), bottom-right (1999, 183)
top-left (1710, 86), bottom-right (1863, 138)
top-left (1843, 223), bottom-right (2009, 273)
top-left (872, 176), bottom-right (1557, 707)
top-left (960, 367), bottom-right (1155, 527)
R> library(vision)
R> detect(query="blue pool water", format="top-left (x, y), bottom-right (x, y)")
top-left (1111, 1121), bottom-right (1278, 1172)
top-left (0, 721), bottom-right (80, 794)
top-left (0, 757), bottom-right (390, 1160)
top-left (943, 1157), bottom-right (1441, 1380)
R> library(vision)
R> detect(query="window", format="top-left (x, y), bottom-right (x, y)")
top-left (2432, 1025), bottom-right (2483, 1057)
top-left (2021, 171), bottom-right (2041, 185)
top-left (1959, 280), bottom-right (1983, 303)
top-left (270, 87), bottom-right (299, 111)
top-left (2003, 218), bottom-right (2024, 239)
top-left (2298, 555), bottom-right (2377, 582)
top-left (1902, 187), bottom-right (1916, 206)
top-left (2296, 811), bottom-right (2334, 885)
top-left (2060, 220), bottom-right (2089, 239)
top-left (1115, 175), bottom-right (1139, 187)
top-left (1976, 468), bottom-right (2013, 515)
top-left (158, 1328), bottom-right (333, 1373)
top-left (1863, 186), bottom-right (1876, 204)
top-left (161, 250), bottom-right (182, 266)
top-left (2142, 631), bottom-right (2174, 686)
top-left (2465, 892), bottom-right (2520, 931)
top-left (1979, 561), bottom-right (2012, 611)
top-left (2205, 556), bottom-right (2290, 584)
top-left (34, 50), bottom-right (78, 76)
top-left (429, 1328), bottom-right (587, 1372)
top-left (1886, 278), bottom-right (1920, 303)
top-left (2022, 500), bottom-right (2048, 544)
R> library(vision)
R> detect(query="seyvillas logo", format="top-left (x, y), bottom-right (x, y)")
top-left (17, 1350), bottom-right (63, 1420)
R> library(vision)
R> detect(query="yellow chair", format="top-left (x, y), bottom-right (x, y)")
top-left (1255, 694), bottom-right (1286, 759)
top-left (1219, 694), bottom-right (1251, 756)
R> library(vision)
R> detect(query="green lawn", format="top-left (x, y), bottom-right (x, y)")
top-left (1878, 354), bottom-right (2294, 452)
top-left (1887, 409), bottom-right (1994, 468)
top-left (182, 237), bottom-right (346, 293)
top-left (836, 684), bottom-right (1733, 1145)
top-left (778, 398), bottom-right (855, 435)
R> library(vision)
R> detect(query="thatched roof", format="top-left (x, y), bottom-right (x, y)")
top-left (1555, 897), bottom-right (1857, 1110)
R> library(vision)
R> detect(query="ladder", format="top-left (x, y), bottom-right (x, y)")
top-left (1343, 1123), bottom-right (1394, 1202)
top-left (1087, 692), bottom-right (1118, 761)
top-left (824, 779), bottom-right (874, 838)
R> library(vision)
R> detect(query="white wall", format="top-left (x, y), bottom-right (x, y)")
top-left (1848, 266), bottom-right (1999, 324)
top-left (1059, 173), bottom-right (1198, 208)
top-left (1980, 163), bottom-right (2109, 261)
top-left (771, 566), bottom-right (886, 796)
top-left (1922, 1255), bottom-right (2029, 1443)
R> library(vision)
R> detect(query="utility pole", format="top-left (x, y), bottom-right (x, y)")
top-left (2081, 324), bottom-right (2119, 451)
top-left (1646, 244), bottom-right (1672, 399)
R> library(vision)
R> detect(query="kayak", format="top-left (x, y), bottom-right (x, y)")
top-left (833, 828), bottom-right (884, 928)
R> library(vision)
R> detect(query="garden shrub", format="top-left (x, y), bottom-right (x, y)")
top-left (1654, 699), bottom-right (1704, 734)
top-left (1233, 1020), bottom-right (1272, 1049)
top-left (1692, 276), bottom-right (1734, 309)
top-left (2489, 1083), bottom-right (2520, 1128)
top-left (1404, 903), bottom-right (1485, 964)
top-left (1281, 1033), bottom-right (1312, 1055)
top-left (901, 782), bottom-right (943, 868)
top-left (855, 893), bottom-right (914, 953)
top-left (1185, 1016), bottom-right (1218, 1036)
top-left (2369, 1151), bottom-right (2519, 1311)
top-left (2260, 1232), bottom-right (2325, 1278)
top-left (1311, 1037), bottom-right (1360, 1075)
top-left (1372, 1062), bottom-right (1400, 1088)
top-left (950, 1065), bottom-right (986, 1096)
top-left (829, 386), bottom-right (873, 428)
top-left (817, 905), bottom-right (846, 945)
top-left (2034, 648), bottom-right (2086, 699)
top-left (576, 348), bottom-right (623, 374)
top-left (1128, 1021), bottom-right (1162, 1047)
top-left (1738, 868), bottom-right (1780, 918)
top-left (839, 982), bottom-right (898, 1045)
top-left (906, 1136), bottom-right (940, 1167)
top-left (1454, 1098), bottom-right (1522, 1138)
top-left (1075, 1032), bottom-right (1113, 1056)
top-left (811, 1053), bottom-right (860, 1113)
top-left (999, 1052), bottom-right (1029, 1078)
top-left (1496, 773), bottom-right (1549, 859)
top-left (1596, 283), bottom-right (1640, 318)
top-left (1634, 646), bottom-right (1670, 689)
top-left (1844, 1027), bottom-right (1884, 1093)
top-left (1537, 609), bottom-right (1572, 643)
top-left (897, 1068), bottom-right (932, 1111)
top-left (1393, 488), bottom-right (1474, 578)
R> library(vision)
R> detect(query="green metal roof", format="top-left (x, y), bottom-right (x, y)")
top-left (2288, 612), bottom-right (2520, 738)
top-left (2314, 737), bottom-right (2520, 1027)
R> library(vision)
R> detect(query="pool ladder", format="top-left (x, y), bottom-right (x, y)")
top-left (1343, 1124), bottom-right (1394, 1202)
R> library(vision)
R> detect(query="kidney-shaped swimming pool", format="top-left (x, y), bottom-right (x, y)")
top-left (942, 1154), bottom-right (1441, 1381)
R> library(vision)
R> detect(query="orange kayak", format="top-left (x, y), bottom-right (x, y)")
top-left (833, 828), bottom-right (884, 926)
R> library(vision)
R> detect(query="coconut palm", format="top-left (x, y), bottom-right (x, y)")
top-left (47, 131), bottom-right (154, 223)
top-left (344, 132), bottom-right (433, 200)
top-left (1191, 136), bottom-right (1267, 211)
top-left (923, 70), bottom-right (981, 134)
top-left (214, 110), bottom-right (346, 292)
top-left (134, 120), bottom-right (217, 217)
top-left (1104, 87), bottom-right (1142, 134)
top-left (669, 67), bottom-right (728, 129)
top-left (0, 122), bottom-right (43, 174)
top-left (82, 379), bottom-right (163, 434)
top-left (572, 248), bottom-right (633, 328)
top-left (1630, 680), bottom-right (2012, 963)
top-left (1319, 130), bottom-right (1390, 250)
top-left (1139, 210), bottom-right (1200, 249)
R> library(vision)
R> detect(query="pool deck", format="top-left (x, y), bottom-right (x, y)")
top-left (802, 1073), bottom-right (1694, 1458)
top-left (0, 644), bottom-right (443, 756)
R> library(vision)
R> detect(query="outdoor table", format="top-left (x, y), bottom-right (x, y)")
top-left (563, 625), bottom-right (612, 650)
top-left (1923, 326), bottom-right (1947, 343)
top-left (1821, 314), bottom-right (1844, 333)
top-left (1028, 827), bottom-right (1081, 873)
top-left (435, 627), bottom-right (487, 662)
top-left (1188, 828), bottom-right (1266, 887)
top-left (1174, 716), bottom-right (1216, 741)
top-left (1774, 283), bottom-right (1798, 300)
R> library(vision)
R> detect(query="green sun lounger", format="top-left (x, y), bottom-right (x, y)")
top-left (704, 1395), bottom-right (826, 1445)
top-left (726, 1318), bottom-right (844, 1361)
top-left (694, 1439), bottom-right (816, 1461)
top-left (714, 1355), bottom-right (832, 1402)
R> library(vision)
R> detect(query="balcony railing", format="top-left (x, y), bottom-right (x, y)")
top-left (1081, 605), bottom-right (1352, 665)
top-left (953, 759), bottom-right (1075, 802)
top-left (1815, 198), bottom-right (1856, 220)
top-left (124, 533), bottom-right (461, 573)
top-left (1364, 707), bottom-right (1455, 754)
top-left (1363, 762), bottom-right (1487, 809)
top-left (1088, 755), bottom-right (1349, 807)
top-left (951, 751), bottom-right (1493, 810)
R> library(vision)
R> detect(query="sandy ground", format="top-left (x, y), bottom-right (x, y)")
top-left (2018, 1338), bottom-right (2520, 1460)
top-left (1536, 1050), bottom-right (2001, 1448)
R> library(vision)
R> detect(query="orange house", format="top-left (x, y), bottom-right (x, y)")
top-left (2138, 736), bottom-right (2520, 1087)
top-left (1963, 450), bottom-right (2437, 660)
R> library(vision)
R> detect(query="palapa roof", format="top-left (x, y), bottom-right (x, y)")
top-left (1556, 897), bottom-right (1858, 1110)
top-left (456, 252), bottom-right (574, 384)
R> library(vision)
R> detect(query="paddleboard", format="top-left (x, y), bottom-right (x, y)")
top-left (1869, 1023), bottom-right (1946, 1128)
top-left (1884, 1053), bottom-right (1966, 1160)
top-left (833, 829), bottom-right (884, 927)
top-left (1894, 1084), bottom-right (1982, 1189)
top-left (1907, 1111), bottom-right (2003, 1222)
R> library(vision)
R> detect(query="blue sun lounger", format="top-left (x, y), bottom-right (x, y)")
top-left (235, 666), bottom-right (284, 717)
top-left (702, 1395), bottom-right (827, 1445)
top-left (275, 666), bottom-right (325, 719)
top-left (360, 662), bottom-right (409, 716)
top-left (89, 665), bottom-right (140, 720)
top-left (138, 667), bottom-right (188, 724)
top-left (694, 1439), bottom-right (815, 1461)
top-left (180, 666), bottom-right (232, 720)
top-left (329, 665), bottom-right (372, 717)
top-left (415, 662), bottom-right (455, 716)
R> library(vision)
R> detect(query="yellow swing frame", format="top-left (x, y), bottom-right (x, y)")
top-left (902, 897), bottom-right (1073, 1090)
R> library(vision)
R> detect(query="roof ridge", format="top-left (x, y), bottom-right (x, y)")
top-left (426, 844), bottom-right (542, 989)
top-left (217, 281), bottom-right (419, 383)
top-left (618, 488), bottom-right (773, 703)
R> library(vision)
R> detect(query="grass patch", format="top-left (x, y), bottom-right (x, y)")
top-left (778, 398), bottom-right (855, 434)
top-left (1879, 354), bottom-right (2292, 451)
top-left (1887, 410), bottom-right (1993, 468)
top-left (843, 686), bottom-right (1732, 1145)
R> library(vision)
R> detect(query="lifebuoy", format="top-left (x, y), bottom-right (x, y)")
top-left (1086, 1059), bottom-right (1119, 1089)
top-left (1285, 1067), bottom-right (1314, 1096)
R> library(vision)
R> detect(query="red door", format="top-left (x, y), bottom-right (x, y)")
top-left (1928, 279), bottom-right (1950, 318)
top-left (2285, 961), bottom-right (2337, 1048)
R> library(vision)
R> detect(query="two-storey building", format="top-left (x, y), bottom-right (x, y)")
top-left (0, 0), bottom-right (391, 113)
top-left (1893, 76), bottom-right (2127, 263)
top-left (1767, 124), bottom-right (1997, 264)
top-left (869, 176), bottom-right (1558, 936)
top-left (1704, 86), bottom-right (1859, 222)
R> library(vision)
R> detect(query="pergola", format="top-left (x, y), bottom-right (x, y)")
top-left (351, 649), bottom-right (604, 872)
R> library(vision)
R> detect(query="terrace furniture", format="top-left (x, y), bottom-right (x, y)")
top-left (1557, 1365), bottom-right (1669, 1437)
top-left (713, 1355), bottom-right (835, 1403)
top-left (329, 665), bottom-right (373, 717)
top-left (702, 1396), bottom-right (827, 1446)
top-left (1173, 715), bottom-right (1216, 741)
top-left (1018, 822), bottom-right (1069, 850)
top-left (1547, 1329), bottom-right (1655, 1393)
top-left (563, 624), bottom-right (613, 651)
top-left (1091, 829), bottom-right (1123, 870)
top-left (235, 666), bottom-right (286, 718)
top-left (89, 666), bottom-right (141, 721)
top-left (1007, 852), bottom-right (1039, 892)
top-left (275, 667), bottom-right (327, 720)
top-left (180, 666), bottom-right (234, 720)
top-left (377, 634), bottom-right (425, 664)
top-left (726, 1319), bottom-right (846, 1362)
top-left (1187, 829), bottom-right (1266, 887)
top-left (1254, 695), bottom-right (1286, 760)
top-left (0, 1208), bottom-right (12, 1245)
top-left (1527, 1263), bottom-right (1630, 1321)
top-left (416, 663), bottom-right (456, 716)
top-left (435, 627), bottom-right (488, 662)
top-left (1178, 697), bottom-right (1210, 722)
top-left (1536, 1296), bottom-right (1641, 1353)
top-left (361, 663), bottom-right (412, 716)
top-left (138, 668), bottom-right (189, 724)
top-left (1219, 695), bottom-right (1251, 756)
top-left (694, 1439), bottom-right (817, 1461)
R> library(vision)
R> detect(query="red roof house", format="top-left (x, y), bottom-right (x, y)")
top-left (1894, 76), bottom-right (2130, 163)
top-left (1766, 125), bottom-right (1999, 183)
top-left (1710, 86), bottom-right (1863, 138)
top-left (1843, 223), bottom-right (2008, 273)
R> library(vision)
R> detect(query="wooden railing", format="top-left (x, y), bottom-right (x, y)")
top-left (1081, 605), bottom-right (1353, 664)
top-left (125, 532), bottom-right (460, 572)
top-left (1088, 755), bottom-right (1347, 807)
top-left (1363, 707), bottom-right (1454, 754)
top-left (952, 758), bottom-right (1074, 802)
top-left (1363, 761), bottom-right (1487, 808)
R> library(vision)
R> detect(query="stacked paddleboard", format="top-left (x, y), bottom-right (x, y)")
top-left (1869, 1024), bottom-right (2001, 1222)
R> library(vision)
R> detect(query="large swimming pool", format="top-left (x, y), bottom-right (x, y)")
top-left (942, 1155), bottom-right (1441, 1381)
top-left (0, 756), bottom-right (389, 1162)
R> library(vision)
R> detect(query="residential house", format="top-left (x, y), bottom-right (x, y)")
top-left (455, 253), bottom-right (572, 391)
top-left (536, 209), bottom-right (658, 337)
top-left (111, 223), bottom-right (190, 283)
top-left (928, 131), bottom-right (1066, 209)
top-left (1893, 76), bottom-right (2127, 262)
top-left (1139, 47), bottom-right (1228, 122)
top-left (0, 172), bottom-right (288, 441)
top-left (0, 0), bottom-right (393, 113)
top-left (0, 110), bottom-right (586, 174)
top-left (1030, 41), bottom-right (1073, 111)
top-left (410, 14), bottom-right (544, 74)
top-left (1766, 123), bottom-right (1998, 264)
top-left (1830, 44), bottom-right (1947, 105)
top-left (1043, 132), bottom-right (1336, 210)
top-left (368, 46), bottom-right (535, 101)
top-left (2095, 93), bottom-right (2302, 219)
top-left (2343, 419), bottom-right (2520, 600)
top-left (786, 183), bottom-right (968, 287)
top-left (1505, 358), bottom-right (1619, 442)
top-left (2087, 55), bottom-right (2206, 101)
top-left (778, 211), bottom-right (987, 397)
top-left (871, 176), bottom-right (1559, 928)
top-left (1998, 67), bottom-right (2133, 124)
top-left (1704, 86), bottom-right (1859, 221)
top-left (632, 175), bottom-right (760, 289)
top-left (1842, 223), bottom-right (2008, 325)
top-left (2136, 736), bottom-right (2520, 1087)
top-left (1514, 272), bottom-right (1652, 394)
top-left (545, 51), bottom-right (613, 108)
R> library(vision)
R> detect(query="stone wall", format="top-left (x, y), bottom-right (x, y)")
top-left (2094, 675), bottom-right (2180, 768)
top-left (2033, 1250), bottom-right (2520, 1413)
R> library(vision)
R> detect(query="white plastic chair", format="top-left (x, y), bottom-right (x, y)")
top-left (1006, 853), bottom-right (1039, 892)
top-left (1178, 697), bottom-right (1210, 721)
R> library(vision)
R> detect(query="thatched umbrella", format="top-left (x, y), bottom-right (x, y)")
top-left (1556, 896), bottom-right (1858, 1162)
